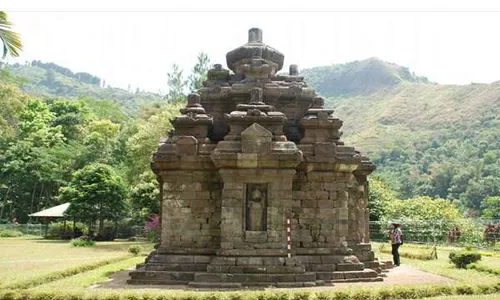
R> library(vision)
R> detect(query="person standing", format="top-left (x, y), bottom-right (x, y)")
top-left (389, 222), bottom-right (403, 266)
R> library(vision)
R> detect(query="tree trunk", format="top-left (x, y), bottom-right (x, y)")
top-left (0, 186), bottom-right (11, 222)
top-left (37, 183), bottom-right (44, 213)
top-left (98, 203), bottom-right (104, 237)
top-left (88, 219), bottom-right (93, 237)
top-left (98, 218), bottom-right (105, 237)
top-left (44, 218), bottom-right (49, 237)
top-left (28, 182), bottom-right (38, 223)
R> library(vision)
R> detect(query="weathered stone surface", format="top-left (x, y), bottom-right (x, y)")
top-left (129, 27), bottom-right (379, 287)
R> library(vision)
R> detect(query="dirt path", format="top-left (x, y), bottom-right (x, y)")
top-left (96, 264), bottom-right (454, 290)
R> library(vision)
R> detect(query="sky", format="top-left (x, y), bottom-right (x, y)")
top-left (3, 0), bottom-right (500, 93)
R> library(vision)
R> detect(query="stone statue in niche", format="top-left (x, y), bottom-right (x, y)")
top-left (246, 183), bottom-right (267, 231)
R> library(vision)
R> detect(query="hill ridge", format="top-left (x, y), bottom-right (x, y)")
top-left (301, 57), bottom-right (430, 97)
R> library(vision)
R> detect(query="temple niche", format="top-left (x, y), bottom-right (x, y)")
top-left (246, 183), bottom-right (268, 231)
top-left (129, 28), bottom-right (380, 288)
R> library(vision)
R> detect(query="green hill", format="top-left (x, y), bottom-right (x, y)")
top-left (301, 57), bottom-right (429, 97)
top-left (5, 62), bottom-right (163, 115)
top-left (302, 59), bottom-right (500, 212)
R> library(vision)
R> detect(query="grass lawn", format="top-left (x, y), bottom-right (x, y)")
top-left (33, 256), bottom-right (145, 290)
top-left (2, 238), bottom-right (500, 300)
top-left (373, 242), bottom-right (500, 284)
top-left (0, 237), bottom-right (153, 288)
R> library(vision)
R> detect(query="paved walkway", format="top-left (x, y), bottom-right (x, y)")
top-left (95, 264), bottom-right (454, 290)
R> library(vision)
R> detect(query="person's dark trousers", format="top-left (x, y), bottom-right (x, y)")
top-left (392, 243), bottom-right (401, 266)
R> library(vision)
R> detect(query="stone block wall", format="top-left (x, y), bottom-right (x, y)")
top-left (291, 171), bottom-right (358, 250)
top-left (160, 170), bottom-right (222, 250)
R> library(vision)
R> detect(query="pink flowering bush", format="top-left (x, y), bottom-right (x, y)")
top-left (143, 214), bottom-right (160, 242)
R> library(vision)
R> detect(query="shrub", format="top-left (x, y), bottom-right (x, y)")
top-left (71, 235), bottom-right (95, 247)
top-left (314, 292), bottom-right (330, 300)
top-left (291, 292), bottom-right (310, 300)
top-left (128, 245), bottom-right (142, 256)
top-left (455, 285), bottom-right (476, 295)
top-left (391, 287), bottom-right (420, 299)
top-left (331, 291), bottom-right (350, 300)
top-left (143, 214), bottom-right (160, 243)
top-left (227, 293), bottom-right (244, 300)
top-left (0, 229), bottom-right (23, 237)
top-left (449, 251), bottom-right (481, 268)
top-left (266, 292), bottom-right (289, 300)
top-left (47, 221), bottom-right (87, 239)
top-left (350, 290), bottom-right (371, 300)
top-left (375, 289), bottom-right (395, 300)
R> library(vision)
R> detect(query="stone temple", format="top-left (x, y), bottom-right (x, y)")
top-left (129, 28), bottom-right (380, 288)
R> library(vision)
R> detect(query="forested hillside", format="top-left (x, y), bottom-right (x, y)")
top-left (302, 58), bottom-right (500, 215)
top-left (5, 62), bottom-right (164, 115)
top-left (0, 54), bottom-right (210, 235)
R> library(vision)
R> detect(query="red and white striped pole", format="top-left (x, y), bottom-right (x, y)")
top-left (286, 217), bottom-right (292, 258)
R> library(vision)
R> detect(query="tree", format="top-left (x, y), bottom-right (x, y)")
top-left (0, 11), bottom-right (22, 59)
top-left (368, 177), bottom-right (396, 221)
top-left (76, 119), bottom-right (121, 167)
top-left (481, 196), bottom-right (500, 219)
top-left (188, 52), bottom-right (211, 91)
top-left (129, 171), bottom-right (160, 222)
top-left (384, 196), bottom-right (463, 242)
top-left (48, 99), bottom-right (90, 140)
top-left (61, 163), bottom-right (127, 237)
top-left (165, 64), bottom-right (187, 102)
top-left (0, 99), bottom-right (66, 222)
top-left (44, 69), bottom-right (56, 87)
top-left (0, 83), bottom-right (29, 139)
top-left (126, 103), bottom-right (183, 180)
top-left (462, 176), bottom-right (500, 212)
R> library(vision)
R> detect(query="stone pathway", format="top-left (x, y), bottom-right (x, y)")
top-left (309, 265), bottom-right (454, 291)
top-left (95, 264), bottom-right (454, 290)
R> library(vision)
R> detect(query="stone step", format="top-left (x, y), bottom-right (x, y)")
top-left (188, 281), bottom-right (318, 288)
top-left (316, 269), bottom-right (378, 281)
top-left (305, 264), bottom-right (337, 272)
top-left (275, 282), bottom-right (314, 288)
top-left (336, 263), bottom-right (365, 271)
top-left (363, 261), bottom-right (381, 269)
top-left (194, 272), bottom-right (316, 283)
top-left (148, 255), bottom-right (212, 264)
top-left (127, 279), bottom-right (189, 285)
top-left (145, 263), bottom-right (208, 272)
top-left (303, 262), bottom-right (365, 272)
top-left (129, 270), bottom-right (195, 282)
top-left (188, 282), bottom-right (242, 289)
top-left (207, 265), bottom-right (306, 274)
top-left (329, 277), bottom-right (384, 283)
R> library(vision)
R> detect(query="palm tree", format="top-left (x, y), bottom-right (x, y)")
top-left (0, 11), bottom-right (22, 59)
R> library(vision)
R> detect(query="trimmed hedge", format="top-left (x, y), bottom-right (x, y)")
top-left (128, 245), bottom-right (142, 256)
top-left (469, 263), bottom-right (500, 276)
top-left (1, 254), bottom-right (131, 290)
top-left (449, 251), bottom-right (482, 268)
top-left (0, 230), bottom-right (23, 237)
top-left (1, 283), bottom-right (500, 300)
top-left (70, 236), bottom-right (95, 247)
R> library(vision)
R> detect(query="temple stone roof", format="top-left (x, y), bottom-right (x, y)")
top-left (226, 28), bottom-right (285, 76)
